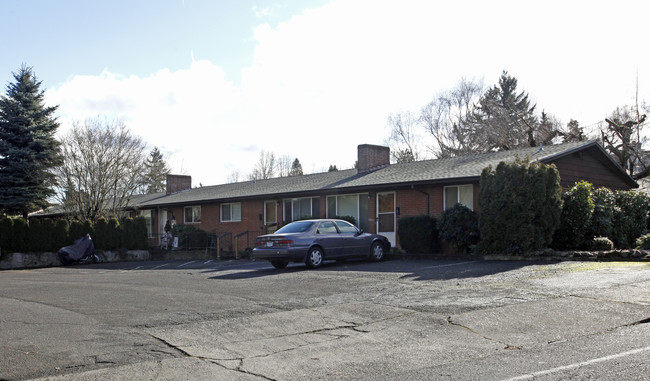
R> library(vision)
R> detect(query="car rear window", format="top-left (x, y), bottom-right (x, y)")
top-left (275, 221), bottom-right (315, 234)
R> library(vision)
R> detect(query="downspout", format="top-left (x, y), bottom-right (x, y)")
top-left (412, 185), bottom-right (430, 216)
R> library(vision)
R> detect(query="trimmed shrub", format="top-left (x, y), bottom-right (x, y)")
top-left (53, 219), bottom-right (69, 251)
top-left (93, 218), bottom-right (109, 250)
top-left (27, 218), bottom-right (56, 252)
top-left (588, 187), bottom-right (615, 239)
top-left (13, 218), bottom-right (29, 252)
top-left (69, 220), bottom-right (93, 244)
top-left (0, 217), bottom-right (15, 252)
top-left (106, 218), bottom-right (120, 250)
top-left (611, 190), bottom-right (650, 248)
top-left (398, 215), bottom-right (439, 254)
top-left (438, 204), bottom-right (479, 254)
top-left (172, 224), bottom-right (207, 249)
top-left (590, 236), bottom-right (614, 251)
top-left (40, 219), bottom-right (57, 252)
top-left (120, 218), bottom-right (136, 250)
top-left (635, 233), bottom-right (650, 249)
top-left (552, 181), bottom-right (594, 250)
top-left (133, 216), bottom-right (149, 250)
top-left (478, 158), bottom-right (562, 254)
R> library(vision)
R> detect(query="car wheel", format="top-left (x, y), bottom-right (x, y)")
top-left (306, 247), bottom-right (324, 268)
top-left (270, 261), bottom-right (288, 269)
top-left (369, 242), bottom-right (385, 262)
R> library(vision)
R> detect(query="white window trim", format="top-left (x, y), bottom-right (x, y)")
top-left (284, 197), bottom-right (316, 221)
top-left (221, 202), bottom-right (242, 222)
top-left (443, 184), bottom-right (474, 211)
top-left (184, 206), bottom-right (201, 223)
top-left (264, 200), bottom-right (277, 225)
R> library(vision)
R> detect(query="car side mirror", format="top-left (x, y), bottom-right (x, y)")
top-left (355, 229), bottom-right (363, 236)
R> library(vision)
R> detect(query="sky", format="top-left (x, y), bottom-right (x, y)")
top-left (2, 0), bottom-right (649, 187)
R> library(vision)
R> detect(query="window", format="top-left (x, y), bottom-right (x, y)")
top-left (335, 220), bottom-right (359, 235)
top-left (444, 185), bottom-right (474, 210)
top-left (284, 197), bottom-right (319, 222)
top-left (264, 201), bottom-right (277, 225)
top-left (326, 193), bottom-right (369, 231)
top-left (221, 203), bottom-right (242, 222)
top-left (184, 206), bottom-right (201, 223)
top-left (316, 221), bottom-right (337, 234)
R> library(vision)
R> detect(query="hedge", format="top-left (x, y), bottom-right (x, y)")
top-left (397, 215), bottom-right (438, 254)
top-left (0, 216), bottom-right (148, 253)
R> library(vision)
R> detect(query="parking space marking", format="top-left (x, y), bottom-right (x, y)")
top-left (178, 260), bottom-right (197, 267)
top-left (421, 261), bottom-right (479, 269)
top-left (502, 345), bottom-right (650, 381)
top-left (151, 263), bottom-right (169, 270)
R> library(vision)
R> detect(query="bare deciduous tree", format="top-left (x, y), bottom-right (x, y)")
top-left (249, 150), bottom-right (276, 180)
top-left (420, 77), bottom-right (484, 158)
top-left (600, 105), bottom-right (649, 179)
top-left (276, 155), bottom-right (293, 177)
top-left (386, 111), bottom-right (421, 163)
top-left (55, 118), bottom-right (146, 220)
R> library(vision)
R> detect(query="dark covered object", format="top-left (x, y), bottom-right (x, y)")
top-left (57, 234), bottom-right (96, 265)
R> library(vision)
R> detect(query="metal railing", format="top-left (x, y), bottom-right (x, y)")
top-left (149, 230), bottom-right (264, 259)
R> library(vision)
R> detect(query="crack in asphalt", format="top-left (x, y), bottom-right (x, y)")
top-left (445, 315), bottom-right (519, 350)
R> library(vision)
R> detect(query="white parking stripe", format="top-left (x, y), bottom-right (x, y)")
top-left (421, 261), bottom-right (479, 269)
top-left (151, 263), bottom-right (169, 270)
top-left (178, 260), bottom-right (197, 267)
top-left (502, 346), bottom-right (650, 381)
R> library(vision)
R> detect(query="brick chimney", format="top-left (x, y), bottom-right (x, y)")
top-left (357, 144), bottom-right (390, 173)
top-left (166, 174), bottom-right (192, 195)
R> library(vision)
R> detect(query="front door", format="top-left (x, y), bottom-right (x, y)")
top-left (377, 192), bottom-right (396, 247)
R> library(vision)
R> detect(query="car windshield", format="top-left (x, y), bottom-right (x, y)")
top-left (275, 221), bottom-right (315, 234)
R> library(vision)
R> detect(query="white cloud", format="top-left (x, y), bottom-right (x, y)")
top-left (46, 0), bottom-right (650, 186)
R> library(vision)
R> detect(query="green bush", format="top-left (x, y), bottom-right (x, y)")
top-left (27, 218), bottom-right (57, 252)
top-left (611, 190), bottom-right (650, 248)
top-left (0, 217), bottom-right (15, 252)
top-left (13, 218), bottom-right (28, 252)
top-left (106, 218), bottom-right (121, 250)
top-left (478, 158), bottom-right (562, 254)
top-left (93, 218), bottom-right (109, 250)
top-left (438, 204), bottom-right (479, 254)
top-left (68, 220), bottom-right (93, 244)
top-left (398, 215), bottom-right (439, 254)
top-left (53, 219), bottom-right (69, 250)
top-left (635, 233), bottom-right (650, 249)
top-left (590, 236), bottom-right (614, 251)
top-left (588, 187), bottom-right (615, 239)
top-left (133, 216), bottom-right (149, 250)
top-left (172, 224), bottom-right (207, 249)
top-left (40, 219), bottom-right (56, 252)
top-left (552, 181), bottom-right (594, 250)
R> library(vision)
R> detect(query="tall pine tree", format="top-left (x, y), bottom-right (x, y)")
top-left (471, 71), bottom-right (557, 151)
top-left (142, 147), bottom-right (171, 193)
top-left (0, 65), bottom-right (62, 218)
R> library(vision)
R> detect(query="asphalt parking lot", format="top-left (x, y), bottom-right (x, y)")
top-left (1, 258), bottom-right (649, 380)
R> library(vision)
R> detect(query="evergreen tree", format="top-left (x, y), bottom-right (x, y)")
top-left (471, 71), bottom-right (557, 151)
top-left (142, 147), bottom-right (170, 193)
top-left (0, 65), bottom-right (62, 218)
top-left (328, 165), bottom-right (338, 172)
top-left (289, 158), bottom-right (303, 176)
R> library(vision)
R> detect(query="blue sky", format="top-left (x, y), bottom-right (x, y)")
top-left (2, 0), bottom-right (649, 186)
